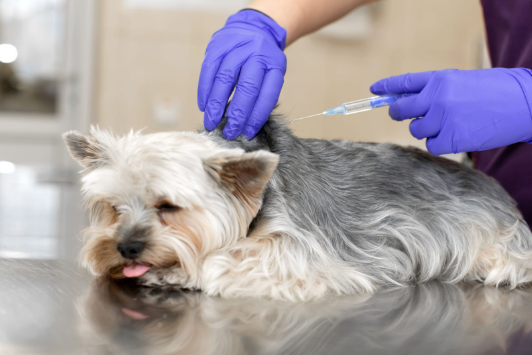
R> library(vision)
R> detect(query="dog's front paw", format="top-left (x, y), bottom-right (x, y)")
top-left (138, 266), bottom-right (191, 288)
top-left (138, 270), bottom-right (166, 287)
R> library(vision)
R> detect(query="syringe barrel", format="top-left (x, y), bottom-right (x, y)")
top-left (342, 98), bottom-right (374, 115)
top-left (342, 93), bottom-right (415, 115)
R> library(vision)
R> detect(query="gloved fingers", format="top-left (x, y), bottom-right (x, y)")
top-left (223, 59), bottom-right (266, 140)
top-left (242, 69), bottom-right (285, 139)
top-left (198, 43), bottom-right (228, 112)
top-left (426, 137), bottom-right (452, 156)
top-left (198, 60), bottom-right (220, 112)
top-left (370, 71), bottom-right (435, 95)
top-left (388, 94), bottom-right (429, 121)
top-left (203, 50), bottom-right (245, 131)
top-left (409, 116), bottom-right (441, 140)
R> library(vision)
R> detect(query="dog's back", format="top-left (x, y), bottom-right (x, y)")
top-left (205, 115), bottom-right (532, 294)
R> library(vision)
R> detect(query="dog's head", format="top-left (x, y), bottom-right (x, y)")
top-left (63, 128), bottom-right (278, 281)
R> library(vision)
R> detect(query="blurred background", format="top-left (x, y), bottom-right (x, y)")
top-left (0, 0), bottom-right (485, 260)
top-left (94, 0), bottom-right (486, 147)
top-left (0, 0), bottom-right (486, 166)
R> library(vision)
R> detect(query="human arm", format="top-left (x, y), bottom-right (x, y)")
top-left (198, 0), bottom-right (375, 140)
top-left (249, 0), bottom-right (375, 46)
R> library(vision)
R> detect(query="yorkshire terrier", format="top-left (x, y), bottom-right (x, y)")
top-left (64, 113), bottom-right (532, 301)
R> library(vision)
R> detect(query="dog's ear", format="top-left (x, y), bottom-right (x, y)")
top-left (63, 130), bottom-right (102, 168)
top-left (206, 151), bottom-right (279, 200)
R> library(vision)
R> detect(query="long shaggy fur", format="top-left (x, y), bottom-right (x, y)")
top-left (64, 113), bottom-right (532, 301)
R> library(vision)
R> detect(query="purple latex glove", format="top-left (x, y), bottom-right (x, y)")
top-left (370, 68), bottom-right (532, 155)
top-left (198, 10), bottom-right (287, 140)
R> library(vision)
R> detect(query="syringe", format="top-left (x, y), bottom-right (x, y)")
top-left (291, 93), bottom-right (416, 123)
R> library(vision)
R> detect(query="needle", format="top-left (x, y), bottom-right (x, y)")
top-left (289, 113), bottom-right (324, 124)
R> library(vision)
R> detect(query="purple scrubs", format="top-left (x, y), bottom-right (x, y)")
top-left (471, 0), bottom-right (532, 226)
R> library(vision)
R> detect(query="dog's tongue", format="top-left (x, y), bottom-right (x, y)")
top-left (123, 262), bottom-right (151, 278)
top-left (122, 308), bottom-right (149, 320)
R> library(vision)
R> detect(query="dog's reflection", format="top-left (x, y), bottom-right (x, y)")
top-left (78, 279), bottom-right (532, 355)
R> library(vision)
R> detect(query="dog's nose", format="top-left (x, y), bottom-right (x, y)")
top-left (117, 241), bottom-right (145, 259)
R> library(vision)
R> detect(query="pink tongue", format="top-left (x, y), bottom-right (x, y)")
top-left (123, 263), bottom-right (151, 277)
top-left (122, 308), bottom-right (149, 320)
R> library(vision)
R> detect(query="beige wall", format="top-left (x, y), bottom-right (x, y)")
top-left (94, 0), bottom-right (484, 150)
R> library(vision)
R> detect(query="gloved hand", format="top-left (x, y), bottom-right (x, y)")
top-left (370, 68), bottom-right (532, 155)
top-left (198, 9), bottom-right (287, 140)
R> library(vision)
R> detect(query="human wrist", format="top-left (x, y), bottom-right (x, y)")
top-left (227, 8), bottom-right (287, 50)
top-left (248, 0), bottom-right (304, 46)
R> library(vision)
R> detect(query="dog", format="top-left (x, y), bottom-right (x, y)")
top-left (63, 113), bottom-right (532, 301)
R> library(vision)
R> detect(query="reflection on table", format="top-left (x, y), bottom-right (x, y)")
top-left (79, 279), bottom-right (532, 355)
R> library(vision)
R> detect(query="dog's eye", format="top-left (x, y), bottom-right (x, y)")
top-left (157, 203), bottom-right (180, 212)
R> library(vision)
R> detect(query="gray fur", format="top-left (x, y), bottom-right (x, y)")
top-left (203, 114), bottom-right (532, 287)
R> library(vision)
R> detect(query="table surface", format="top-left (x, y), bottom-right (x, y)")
top-left (1, 167), bottom-right (531, 355)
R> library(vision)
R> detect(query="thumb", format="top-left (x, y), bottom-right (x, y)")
top-left (370, 71), bottom-right (435, 95)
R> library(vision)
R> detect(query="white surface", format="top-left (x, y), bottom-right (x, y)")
top-left (0, 167), bottom-right (59, 259)
top-left (0, 43), bottom-right (17, 63)
top-left (0, 161), bottom-right (15, 174)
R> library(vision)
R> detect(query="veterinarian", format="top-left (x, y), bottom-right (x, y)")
top-left (197, 0), bottom-right (532, 226)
